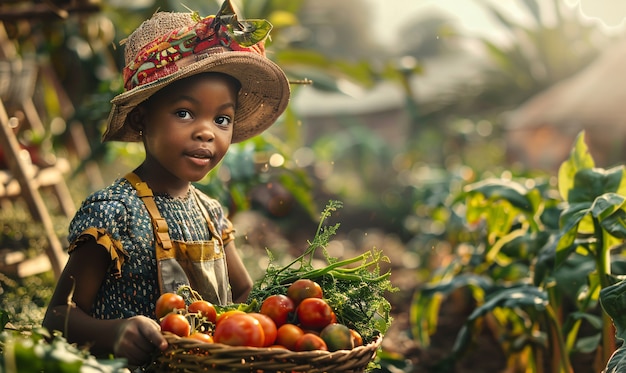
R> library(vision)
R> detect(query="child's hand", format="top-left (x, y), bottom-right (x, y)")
top-left (113, 315), bottom-right (168, 366)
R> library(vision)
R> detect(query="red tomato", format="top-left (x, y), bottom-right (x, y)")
top-left (320, 323), bottom-right (354, 351)
top-left (260, 294), bottom-right (295, 327)
top-left (249, 312), bottom-right (278, 347)
top-left (296, 298), bottom-right (334, 331)
top-left (160, 313), bottom-right (191, 337)
top-left (286, 279), bottom-right (323, 305)
top-left (275, 324), bottom-right (304, 351)
top-left (188, 332), bottom-right (214, 343)
top-left (213, 314), bottom-right (265, 347)
top-left (216, 310), bottom-right (246, 325)
top-left (155, 293), bottom-right (186, 319)
top-left (188, 300), bottom-right (217, 323)
top-left (295, 333), bottom-right (328, 351)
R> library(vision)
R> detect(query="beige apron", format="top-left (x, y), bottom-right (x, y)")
top-left (125, 172), bottom-right (232, 305)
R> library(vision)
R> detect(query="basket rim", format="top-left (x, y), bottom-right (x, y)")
top-left (149, 332), bottom-right (383, 372)
top-left (162, 330), bottom-right (383, 355)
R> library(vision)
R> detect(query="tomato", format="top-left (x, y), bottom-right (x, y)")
top-left (286, 279), bottom-right (323, 305)
top-left (320, 323), bottom-right (354, 351)
top-left (249, 312), bottom-right (277, 347)
top-left (268, 344), bottom-right (288, 349)
top-left (216, 310), bottom-right (246, 325)
top-left (275, 323), bottom-right (304, 351)
top-left (260, 294), bottom-right (295, 327)
top-left (213, 314), bottom-right (265, 347)
top-left (296, 298), bottom-right (334, 331)
top-left (188, 332), bottom-right (214, 343)
top-left (188, 300), bottom-right (217, 323)
top-left (160, 313), bottom-right (191, 337)
top-left (155, 292), bottom-right (186, 319)
top-left (295, 333), bottom-right (328, 351)
top-left (350, 329), bottom-right (363, 347)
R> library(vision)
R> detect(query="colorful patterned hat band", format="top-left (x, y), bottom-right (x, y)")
top-left (123, 11), bottom-right (268, 91)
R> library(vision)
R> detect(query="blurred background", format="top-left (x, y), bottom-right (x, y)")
top-left (1, 0), bottom-right (626, 371)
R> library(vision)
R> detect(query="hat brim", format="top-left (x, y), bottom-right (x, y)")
top-left (103, 51), bottom-right (290, 143)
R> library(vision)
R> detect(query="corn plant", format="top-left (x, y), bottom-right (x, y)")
top-left (411, 131), bottom-right (626, 372)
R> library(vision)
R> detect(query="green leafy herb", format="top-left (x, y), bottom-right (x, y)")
top-left (247, 200), bottom-right (396, 343)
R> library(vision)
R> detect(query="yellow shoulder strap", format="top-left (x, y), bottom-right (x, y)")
top-left (124, 172), bottom-right (172, 250)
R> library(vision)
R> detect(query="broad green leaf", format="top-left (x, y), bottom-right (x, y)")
top-left (588, 193), bottom-right (626, 239)
top-left (451, 286), bottom-right (548, 358)
top-left (604, 345), bottom-right (626, 373)
top-left (533, 235), bottom-right (558, 286)
top-left (485, 202), bottom-right (517, 242)
top-left (411, 274), bottom-right (492, 346)
top-left (590, 193), bottom-right (626, 221)
top-left (558, 131), bottom-right (595, 201)
top-left (600, 210), bottom-right (626, 239)
top-left (556, 204), bottom-right (590, 264)
top-left (464, 178), bottom-right (533, 212)
top-left (551, 253), bottom-right (596, 301)
top-left (568, 167), bottom-right (625, 204)
top-left (500, 230), bottom-right (551, 260)
top-left (600, 280), bottom-right (626, 341)
top-left (575, 333), bottom-right (602, 354)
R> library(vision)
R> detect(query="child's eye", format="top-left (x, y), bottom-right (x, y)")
top-left (215, 116), bottom-right (232, 127)
top-left (175, 110), bottom-right (192, 119)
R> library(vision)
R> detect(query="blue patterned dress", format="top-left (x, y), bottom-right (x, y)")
top-left (67, 177), bottom-right (234, 320)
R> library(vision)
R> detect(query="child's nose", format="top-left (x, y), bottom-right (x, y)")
top-left (194, 121), bottom-right (216, 141)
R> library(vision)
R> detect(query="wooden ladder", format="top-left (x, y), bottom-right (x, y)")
top-left (0, 99), bottom-right (68, 278)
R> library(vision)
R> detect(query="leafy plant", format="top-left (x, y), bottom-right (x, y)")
top-left (247, 200), bottom-right (397, 343)
top-left (412, 131), bottom-right (626, 372)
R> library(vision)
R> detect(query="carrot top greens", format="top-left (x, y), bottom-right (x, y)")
top-left (247, 200), bottom-right (396, 343)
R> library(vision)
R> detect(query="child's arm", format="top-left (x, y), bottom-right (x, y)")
top-left (224, 241), bottom-right (253, 303)
top-left (42, 239), bottom-right (167, 366)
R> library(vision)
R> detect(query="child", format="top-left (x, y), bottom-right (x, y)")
top-left (42, 1), bottom-right (290, 367)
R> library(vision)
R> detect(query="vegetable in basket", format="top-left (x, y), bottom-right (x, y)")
top-left (247, 200), bottom-right (397, 343)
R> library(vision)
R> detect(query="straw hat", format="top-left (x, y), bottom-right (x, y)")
top-left (103, 5), bottom-right (290, 143)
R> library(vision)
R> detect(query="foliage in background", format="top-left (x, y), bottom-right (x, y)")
top-left (411, 131), bottom-right (626, 372)
top-left (0, 326), bottom-right (127, 372)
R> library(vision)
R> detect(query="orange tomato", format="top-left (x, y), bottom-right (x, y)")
top-left (188, 332), bottom-right (214, 343)
top-left (155, 293), bottom-right (185, 319)
top-left (249, 312), bottom-right (278, 347)
top-left (216, 310), bottom-right (246, 325)
top-left (295, 333), bottom-right (328, 351)
top-left (188, 300), bottom-right (217, 324)
top-left (160, 313), bottom-right (191, 337)
top-left (275, 324), bottom-right (304, 351)
top-left (286, 279), bottom-right (323, 305)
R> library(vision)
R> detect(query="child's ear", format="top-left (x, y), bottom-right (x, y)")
top-left (128, 106), bottom-right (145, 133)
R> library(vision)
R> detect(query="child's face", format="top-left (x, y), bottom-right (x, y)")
top-left (140, 73), bottom-right (238, 183)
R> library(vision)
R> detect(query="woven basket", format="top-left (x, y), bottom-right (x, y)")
top-left (147, 332), bottom-right (382, 373)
